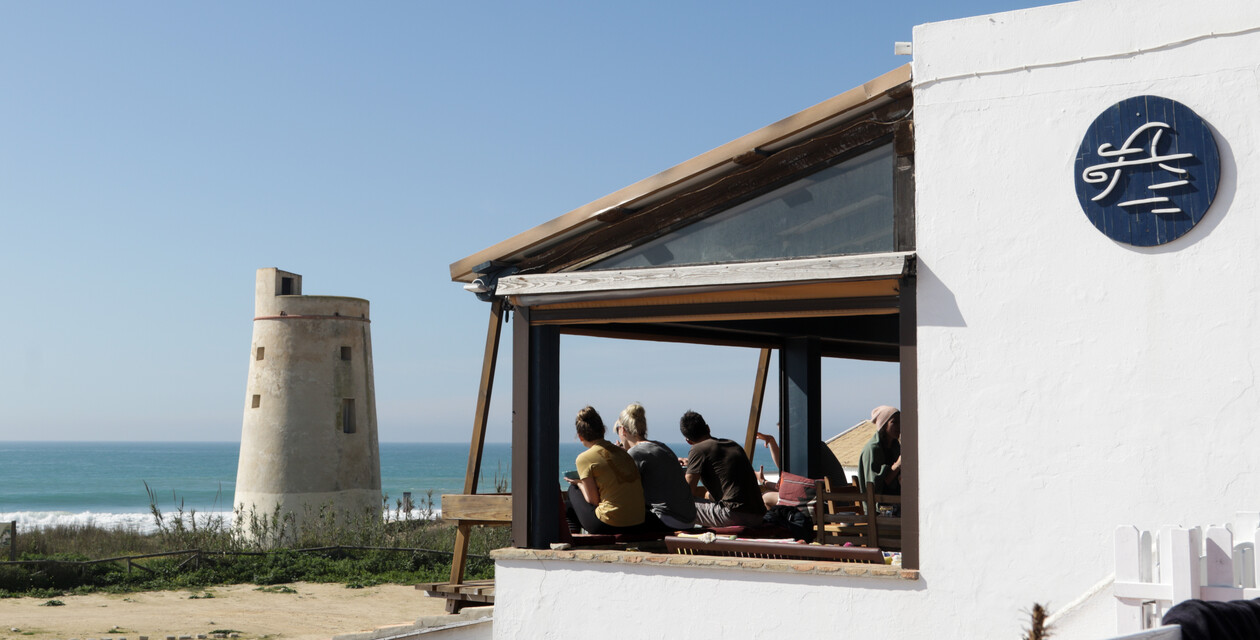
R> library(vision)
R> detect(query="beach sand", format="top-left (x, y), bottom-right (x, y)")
top-left (0, 582), bottom-right (459, 640)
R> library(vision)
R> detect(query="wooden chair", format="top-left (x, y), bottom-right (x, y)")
top-left (865, 482), bottom-right (902, 551)
top-left (813, 479), bottom-right (875, 548)
top-left (813, 479), bottom-right (903, 551)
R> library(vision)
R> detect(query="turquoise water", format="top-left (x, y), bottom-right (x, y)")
top-left (0, 441), bottom-right (522, 530)
top-left (0, 440), bottom-right (692, 531)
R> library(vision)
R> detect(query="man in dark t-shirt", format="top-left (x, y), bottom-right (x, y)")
top-left (680, 410), bottom-right (766, 527)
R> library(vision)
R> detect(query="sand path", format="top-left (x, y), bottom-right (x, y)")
top-left (0, 582), bottom-right (455, 640)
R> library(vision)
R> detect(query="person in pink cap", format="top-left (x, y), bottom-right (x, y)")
top-left (857, 405), bottom-right (901, 496)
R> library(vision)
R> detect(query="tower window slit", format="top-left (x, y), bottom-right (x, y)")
top-left (342, 398), bottom-right (356, 434)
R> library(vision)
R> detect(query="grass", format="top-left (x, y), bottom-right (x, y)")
top-left (0, 492), bottom-right (510, 598)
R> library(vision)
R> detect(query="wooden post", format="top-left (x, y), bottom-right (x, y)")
top-left (446, 522), bottom-right (472, 613)
top-left (448, 299), bottom-right (504, 591)
top-left (463, 298), bottom-right (505, 496)
top-left (743, 349), bottom-right (771, 458)
top-left (5, 521), bottom-right (14, 562)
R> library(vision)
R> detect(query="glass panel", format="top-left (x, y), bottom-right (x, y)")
top-left (587, 144), bottom-right (894, 270)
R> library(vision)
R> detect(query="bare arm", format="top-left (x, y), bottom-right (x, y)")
top-left (755, 432), bottom-right (782, 470)
top-left (685, 473), bottom-right (707, 499)
top-left (565, 475), bottom-right (601, 505)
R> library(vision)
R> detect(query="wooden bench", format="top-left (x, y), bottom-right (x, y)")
top-left (419, 493), bottom-right (511, 613)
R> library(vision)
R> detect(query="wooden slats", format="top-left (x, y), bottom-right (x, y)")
top-left (441, 494), bottom-right (512, 523)
top-left (415, 579), bottom-right (496, 604)
top-left (497, 253), bottom-right (911, 301)
top-left (814, 479), bottom-right (902, 552)
top-left (666, 536), bottom-right (884, 564)
top-left (519, 279), bottom-right (902, 310)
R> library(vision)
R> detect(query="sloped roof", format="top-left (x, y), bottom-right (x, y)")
top-left (827, 419), bottom-right (877, 469)
top-left (449, 64), bottom-right (912, 283)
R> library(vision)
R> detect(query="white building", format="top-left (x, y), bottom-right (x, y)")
top-left (447, 1), bottom-right (1260, 637)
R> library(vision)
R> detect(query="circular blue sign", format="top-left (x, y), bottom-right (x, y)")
top-left (1075, 96), bottom-right (1220, 246)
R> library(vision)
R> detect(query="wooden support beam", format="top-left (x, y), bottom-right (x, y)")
top-left (744, 349), bottom-right (772, 458)
top-left (448, 522), bottom-right (472, 596)
top-left (528, 295), bottom-right (900, 326)
top-left (464, 299), bottom-right (504, 495)
top-left (498, 253), bottom-right (912, 300)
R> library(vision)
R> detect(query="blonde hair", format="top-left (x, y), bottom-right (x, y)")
top-left (618, 403), bottom-right (648, 440)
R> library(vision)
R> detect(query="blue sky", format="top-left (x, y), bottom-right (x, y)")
top-left (1, 1), bottom-right (1057, 443)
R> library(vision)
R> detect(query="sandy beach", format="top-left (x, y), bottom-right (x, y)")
top-left (0, 583), bottom-right (458, 640)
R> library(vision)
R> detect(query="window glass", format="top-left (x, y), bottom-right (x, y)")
top-left (588, 144), bottom-right (894, 270)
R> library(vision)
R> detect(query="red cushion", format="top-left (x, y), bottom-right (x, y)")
top-left (775, 471), bottom-right (818, 507)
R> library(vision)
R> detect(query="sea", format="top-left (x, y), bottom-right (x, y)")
top-left (0, 440), bottom-right (693, 533)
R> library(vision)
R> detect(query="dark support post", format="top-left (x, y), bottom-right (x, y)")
top-left (511, 306), bottom-right (560, 549)
top-left (899, 272), bottom-right (919, 570)
top-left (778, 337), bottom-right (821, 477)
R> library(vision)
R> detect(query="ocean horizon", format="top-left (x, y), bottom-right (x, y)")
top-left (0, 439), bottom-right (696, 533)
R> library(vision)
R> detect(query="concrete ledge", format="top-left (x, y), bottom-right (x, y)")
top-left (332, 607), bottom-right (493, 640)
top-left (490, 548), bottom-right (919, 580)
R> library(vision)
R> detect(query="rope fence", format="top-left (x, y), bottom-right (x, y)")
top-left (0, 544), bottom-right (492, 570)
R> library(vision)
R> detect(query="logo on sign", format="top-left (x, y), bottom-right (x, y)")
top-left (1074, 96), bottom-right (1220, 246)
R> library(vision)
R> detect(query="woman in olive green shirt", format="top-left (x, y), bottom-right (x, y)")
top-left (564, 406), bottom-right (647, 534)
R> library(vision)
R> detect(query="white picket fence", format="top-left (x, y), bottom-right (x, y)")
top-left (1114, 512), bottom-right (1260, 633)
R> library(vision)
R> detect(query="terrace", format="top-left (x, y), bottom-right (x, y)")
top-left (432, 63), bottom-right (919, 612)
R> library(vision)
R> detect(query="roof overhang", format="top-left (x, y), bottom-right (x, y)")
top-left (498, 251), bottom-right (913, 307)
top-left (449, 64), bottom-right (913, 283)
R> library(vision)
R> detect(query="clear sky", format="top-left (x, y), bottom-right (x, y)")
top-left (1, 0), bottom-right (1058, 443)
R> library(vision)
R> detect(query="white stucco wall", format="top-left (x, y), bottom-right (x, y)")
top-left (492, 1), bottom-right (1260, 637)
top-left (913, 0), bottom-right (1260, 636)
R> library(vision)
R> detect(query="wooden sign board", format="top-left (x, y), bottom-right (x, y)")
top-left (1075, 95), bottom-right (1221, 247)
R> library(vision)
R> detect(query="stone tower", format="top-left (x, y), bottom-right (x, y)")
top-left (234, 268), bottom-right (381, 534)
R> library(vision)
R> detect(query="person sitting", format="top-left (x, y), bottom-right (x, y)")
top-left (564, 406), bottom-right (647, 535)
top-left (679, 410), bottom-right (766, 528)
top-left (753, 427), bottom-right (849, 508)
top-left (857, 405), bottom-right (901, 496)
top-left (614, 403), bottom-right (696, 530)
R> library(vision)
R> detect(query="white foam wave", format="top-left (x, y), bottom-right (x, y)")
top-left (1, 511), bottom-right (234, 535)
top-left (2, 508), bottom-right (439, 535)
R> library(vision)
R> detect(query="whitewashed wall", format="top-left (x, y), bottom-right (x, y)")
top-left (914, 0), bottom-right (1260, 637)
top-left (492, 1), bottom-right (1260, 637)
